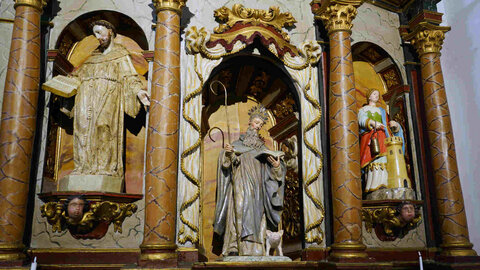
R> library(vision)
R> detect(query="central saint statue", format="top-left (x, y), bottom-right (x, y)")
top-left (213, 105), bottom-right (286, 256)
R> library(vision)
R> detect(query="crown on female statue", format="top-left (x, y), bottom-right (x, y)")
top-left (248, 104), bottom-right (269, 122)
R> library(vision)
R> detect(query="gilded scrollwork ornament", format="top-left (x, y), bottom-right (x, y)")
top-left (363, 202), bottom-right (421, 240)
top-left (298, 40), bottom-right (322, 66)
top-left (213, 4), bottom-right (296, 41)
top-left (40, 202), bottom-right (63, 232)
top-left (40, 198), bottom-right (138, 239)
top-left (281, 136), bottom-right (301, 239)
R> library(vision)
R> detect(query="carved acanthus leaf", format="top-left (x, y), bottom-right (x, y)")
top-left (318, 3), bottom-right (358, 34)
top-left (401, 22), bottom-right (450, 56)
top-left (411, 29), bottom-right (446, 55)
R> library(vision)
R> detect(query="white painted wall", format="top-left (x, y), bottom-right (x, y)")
top-left (437, 0), bottom-right (480, 253)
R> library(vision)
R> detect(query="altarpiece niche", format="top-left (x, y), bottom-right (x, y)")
top-left (176, 4), bottom-right (326, 261)
top-left (352, 42), bottom-right (422, 241)
top-left (39, 12), bottom-right (148, 239)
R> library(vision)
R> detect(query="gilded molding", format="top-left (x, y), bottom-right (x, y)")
top-left (140, 244), bottom-right (177, 250)
top-left (14, 0), bottom-right (47, 11)
top-left (0, 243), bottom-right (25, 261)
top-left (152, 0), bottom-right (186, 14)
top-left (140, 252), bottom-right (177, 261)
top-left (402, 22), bottom-right (450, 56)
top-left (213, 4), bottom-right (296, 41)
top-left (440, 242), bottom-right (477, 257)
top-left (329, 242), bottom-right (368, 259)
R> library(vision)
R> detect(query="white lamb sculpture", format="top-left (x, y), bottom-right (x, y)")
top-left (265, 229), bottom-right (284, 256)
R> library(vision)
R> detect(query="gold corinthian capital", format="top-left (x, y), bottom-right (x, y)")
top-left (14, 0), bottom-right (48, 11)
top-left (311, 0), bottom-right (364, 34)
top-left (402, 22), bottom-right (450, 56)
top-left (152, 0), bottom-right (186, 14)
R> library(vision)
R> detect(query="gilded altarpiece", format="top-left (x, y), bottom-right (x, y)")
top-left (176, 4), bottom-right (326, 260)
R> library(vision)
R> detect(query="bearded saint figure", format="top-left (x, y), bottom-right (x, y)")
top-left (213, 105), bottom-right (286, 256)
top-left (62, 20), bottom-right (150, 180)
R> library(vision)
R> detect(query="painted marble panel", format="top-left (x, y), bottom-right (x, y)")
top-left (352, 2), bottom-right (407, 83)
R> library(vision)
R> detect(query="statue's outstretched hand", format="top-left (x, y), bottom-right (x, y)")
top-left (137, 90), bottom-right (150, 107)
top-left (268, 156), bottom-right (281, 168)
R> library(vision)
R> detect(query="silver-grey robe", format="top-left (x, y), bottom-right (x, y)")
top-left (213, 136), bottom-right (285, 256)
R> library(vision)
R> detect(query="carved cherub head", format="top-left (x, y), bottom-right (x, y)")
top-left (64, 195), bottom-right (89, 223)
top-left (396, 201), bottom-right (417, 223)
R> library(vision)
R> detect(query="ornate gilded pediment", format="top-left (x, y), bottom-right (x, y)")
top-left (213, 4), bottom-right (296, 41)
top-left (205, 4), bottom-right (300, 58)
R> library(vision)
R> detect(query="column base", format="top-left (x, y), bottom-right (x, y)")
top-left (139, 244), bottom-right (177, 268)
top-left (177, 247), bottom-right (208, 267)
top-left (328, 242), bottom-right (371, 262)
top-left (440, 242), bottom-right (478, 257)
top-left (0, 244), bottom-right (26, 265)
top-left (301, 247), bottom-right (328, 261)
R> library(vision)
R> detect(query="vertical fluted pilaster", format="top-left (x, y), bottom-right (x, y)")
top-left (0, 0), bottom-right (46, 262)
top-left (313, 0), bottom-right (367, 260)
top-left (140, 0), bottom-right (185, 267)
top-left (404, 23), bottom-right (476, 257)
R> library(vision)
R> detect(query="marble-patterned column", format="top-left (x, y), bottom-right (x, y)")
top-left (140, 0), bottom-right (185, 267)
top-left (404, 22), bottom-right (477, 257)
top-left (313, 0), bottom-right (367, 260)
top-left (0, 0), bottom-right (46, 263)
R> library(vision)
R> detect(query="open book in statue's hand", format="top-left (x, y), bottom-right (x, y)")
top-left (42, 75), bottom-right (80, 98)
top-left (255, 149), bottom-right (285, 161)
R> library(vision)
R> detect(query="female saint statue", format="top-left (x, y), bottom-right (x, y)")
top-left (358, 89), bottom-right (405, 196)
